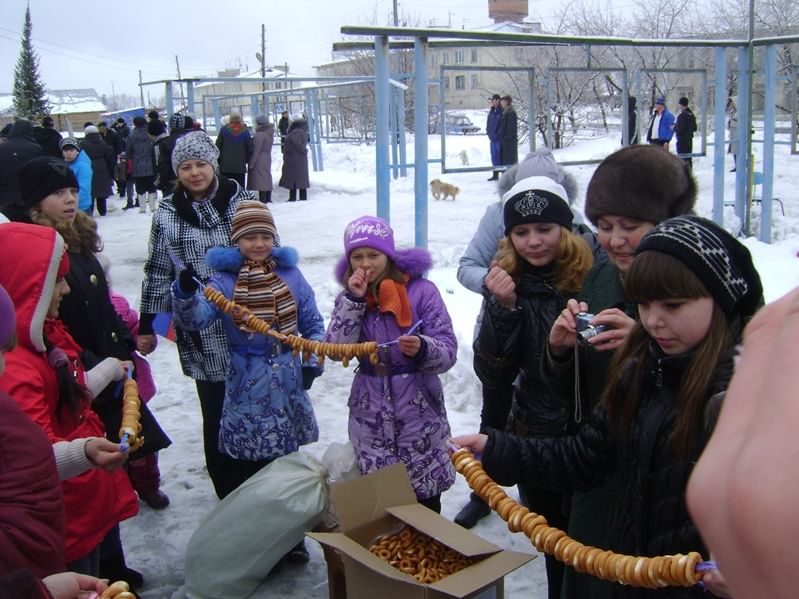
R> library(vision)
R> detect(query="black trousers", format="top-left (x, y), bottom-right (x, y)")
top-left (195, 380), bottom-right (269, 499)
top-left (519, 485), bottom-right (569, 599)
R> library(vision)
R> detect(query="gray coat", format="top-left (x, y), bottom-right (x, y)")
top-left (279, 119), bottom-right (309, 190)
top-left (246, 124), bottom-right (274, 192)
top-left (126, 126), bottom-right (155, 178)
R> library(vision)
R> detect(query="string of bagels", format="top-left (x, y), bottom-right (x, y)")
top-left (202, 287), bottom-right (380, 366)
top-left (450, 447), bottom-right (709, 590)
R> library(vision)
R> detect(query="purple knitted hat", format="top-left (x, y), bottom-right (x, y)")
top-left (343, 216), bottom-right (395, 260)
top-left (0, 284), bottom-right (15, 348)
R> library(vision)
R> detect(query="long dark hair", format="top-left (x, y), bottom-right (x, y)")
top-left (602, 251), bottom-right (734, 458)
top-left (30, 209), bottom-right (102, 254)
top-left (44, 336), bottom-right (91, 422)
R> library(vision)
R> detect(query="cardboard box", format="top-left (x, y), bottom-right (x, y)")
top-left (309, 464), bottom-right (534, 599)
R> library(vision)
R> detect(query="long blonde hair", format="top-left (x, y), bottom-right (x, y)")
top-left (30, 209), bottom-right (102, 254)
top-left (495, 226), bottom-right (593, 295)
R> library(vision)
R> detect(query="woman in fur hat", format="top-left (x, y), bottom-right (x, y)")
top-left (542, 144), bottom-right (698, 599)
top-left (138, 131), bottom-right (260, 501)
top-left (324, 216), bottom-right (458, 513)
top-left (453, 215), bottom-right (763, 598)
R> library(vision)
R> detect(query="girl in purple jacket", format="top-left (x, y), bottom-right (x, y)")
top-left (324, 216), bottom-right (457, 512)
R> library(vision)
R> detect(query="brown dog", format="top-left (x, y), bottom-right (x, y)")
top-left (430, 179), bottom-right (460, 201)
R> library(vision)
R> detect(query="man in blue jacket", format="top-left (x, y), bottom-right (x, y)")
top-left (485, 94), bottom-right (502, 180)
top-left (645, 96), bottom-right (675, 150)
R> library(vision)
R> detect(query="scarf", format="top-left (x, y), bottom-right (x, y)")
top-left (232, 258), bottom-right (297, 334)
top-left (365, 276), bottom-right (412, 327)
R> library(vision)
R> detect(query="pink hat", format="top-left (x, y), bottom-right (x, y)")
top-left (343, 216), bottom-right (395, 260)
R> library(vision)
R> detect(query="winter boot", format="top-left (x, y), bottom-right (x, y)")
top-left (299, 188), bottom-right (307, 201)
top-left (147, 192), bottom-right (158, 212)
top-left (99, 551), bottom-right (144, 591)
top-left (454, 493), bottom-right (491, 529)
top-left (487, 170), bottom-right (500, 181)
top-left (137, 194), bottom-right (147, 213)
top-left (287, 188), bottom-right (297, 202)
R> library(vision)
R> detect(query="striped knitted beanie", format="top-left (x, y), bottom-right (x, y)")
top-left (231, 201), bottom-right (277, 243)
top-left (635, 215), bottom-right (763, 322)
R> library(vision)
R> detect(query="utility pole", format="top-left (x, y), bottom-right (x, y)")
top-left (138, 70), bottom-right (145, 110)
top-left (392, 0), bottom-right (399, 25)
top-left (175, 55), bottom-right (184, 110)
top-left (110, 81), bottom-right (116, 110)
top-left (261, 24), bottom-right (266, 94)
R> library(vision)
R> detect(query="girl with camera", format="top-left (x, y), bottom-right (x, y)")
top-left (453, 215), bottom-right (763, 598)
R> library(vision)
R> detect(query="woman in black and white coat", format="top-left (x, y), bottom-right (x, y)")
top-left (137, 131), bottom-right (259, 499)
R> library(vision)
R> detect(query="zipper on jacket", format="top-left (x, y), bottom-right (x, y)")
top-left (656, 358), bottom-right (663, 388)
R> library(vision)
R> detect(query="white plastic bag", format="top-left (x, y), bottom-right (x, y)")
top-left (184, 451), bottom-right (328, 599)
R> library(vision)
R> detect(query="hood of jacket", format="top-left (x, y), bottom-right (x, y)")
top-left (205, 245), bottom-right (298, 273)
top-left (334, 246), bottom-right (432, 285)
top-left (0, 223), bottom-right (66, 352)
top-left (8, 119), bottom-right (36, 141)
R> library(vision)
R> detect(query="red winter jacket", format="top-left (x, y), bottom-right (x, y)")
top-left (0, 224), bottom-right (138, 563)
top-left (0, 391), bottom-right (65, 578)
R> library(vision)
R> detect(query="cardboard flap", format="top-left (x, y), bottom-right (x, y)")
top-left (332, 464), bottom-right (416, 531)
top-left (387, 504), bottom-right (500, 557)
top-left (429, 550), bottom-right (536, 597)
top-left (308, 531), bottom-right (414, 584)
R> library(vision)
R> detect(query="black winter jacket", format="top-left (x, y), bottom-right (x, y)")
top-left (474, 263), bottom-right (568, 437)
top-left (0, 120), bottom-right (44, 209)
top-left (80, 133), bottom-right (115, 197)
top-left (484, 344), bottom-right (729, 598)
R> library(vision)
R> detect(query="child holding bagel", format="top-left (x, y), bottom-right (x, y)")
top-left (452, 216), bottom-right (763, 598)
top-left (172, 200), bottom-right (324, 562)
top-left (324, 215), bottom-right (458, 513)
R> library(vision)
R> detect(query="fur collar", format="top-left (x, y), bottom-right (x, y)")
top-left (206, 245), bottom-right (298, 273)
top-left (170, 176), bottom-right (238, 227)
top-left (334, 247), bottom-right (433, 286)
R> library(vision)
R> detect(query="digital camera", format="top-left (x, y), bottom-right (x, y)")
top-left (575, 312), bottom-right (611, 341)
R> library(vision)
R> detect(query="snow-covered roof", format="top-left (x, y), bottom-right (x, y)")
top-left (0, 88), bottom-right (106, 117)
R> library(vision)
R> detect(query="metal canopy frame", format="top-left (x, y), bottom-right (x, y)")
top-left (338, 24), bottom-right (793, 245)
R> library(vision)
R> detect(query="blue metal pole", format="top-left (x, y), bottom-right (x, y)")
top-left (390, 88), bottom-right (399, 179)
top-left (414, 38), bottom-right (429, 248)
top-left (398, 88), bottom-right (408, 178)
top-left (734, 47), bottom-right (749, 229)
top-left (212, 98), bottom-right (222, 133)
top-left (528, 69), bottom-right (535, 152)
top-left (760, 44), bottom-right (776, 242)
top-left (186, 81), bottom-right (195, 117)
top-left (375, 35), bottom-right (390, 221)
top-left (314, 89), bottom-right (324, 172)
top-left (712, 47), bottom-right (727, 225)
top-left (165, 83), bottom-right (174, 122)
top-left (621, 72), bottom-right (629, 146)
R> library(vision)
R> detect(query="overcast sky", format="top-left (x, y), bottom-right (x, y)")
top-left (1, 0), bottom-right (570, 103)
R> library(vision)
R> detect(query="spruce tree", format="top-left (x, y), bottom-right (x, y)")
top-left (12, 6), bottom-right (49, 120)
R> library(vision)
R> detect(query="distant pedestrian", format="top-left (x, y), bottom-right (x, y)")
top-left (126, 116), bottom-right (157, 213)
top-left (0, 119), bottom-right (44, 220)
top-left (727, 96), bottom-right (738, 172)
top-left (675, 97), bottom-right (698, 169)
top-left (499, 95), bottom-right (518, 167)
top-left (645, 96), bottom-right (675, 150)
top-left (80, 125), bottom-right (115, 216)
top-left (32, 116), bottom-right (63, 158)
top-left (623, 96), bottom-right (639, 145)
top-left (279, 115), bottom-right (309, 202)
top-left (112, 118), bottom-right (130, 144)
top-left (147, 110), bottom-right (166, 137)
top-left (60, 137), bottom-right (93, 215)
top-left (278, 110), bottom-right (289, 152)
top-left (247, 114), bottom-right (275, 203)
top-left (215, 113), bottom-right (253, 188)
top-left (486, 94), bottom-right (502, 180)
top-left (155, 112), bottom-right (189, 194)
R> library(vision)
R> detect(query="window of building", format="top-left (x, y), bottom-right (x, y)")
top-left (470, 74), bottom-right (479, 89)
top-left (471, 49), bottom-right (478, 63)
top-left (442, 53), bottom-right (449, 65)
top-left (444, 77), bottom-right (450, 90)
top-left (455, 75), bottom-right (466, 90)
top-left (455, 50), bottom-right (465, 64)
top-left (431, 54), bottom-right (438, 67)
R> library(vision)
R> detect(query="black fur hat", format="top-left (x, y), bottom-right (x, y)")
top-left (585, 145), bottom-right (696, 226)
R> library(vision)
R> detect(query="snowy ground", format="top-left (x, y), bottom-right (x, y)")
top-left (96, 131), bottom-right (799, 599)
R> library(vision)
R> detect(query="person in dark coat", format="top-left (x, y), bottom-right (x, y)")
top-left (0, 119), bottom-right (43, 219)
top-left (97, 121), bottom-right (122, 155)
top-left (674, 97), bottom-right (698, 169)
top-left (79, 126), bottom-right (115, 216)
top-left (147, 110), bottom-right (166, 137)
top-left (499, 95), bottom-right (518, 167)
top-left (126, 116), bottom-right (158, 213)
top-left (155, 112), bottom-right (188, 195)
top-left (486, 94), bottom-right (503, 180)
top-left (623, 96), bottom-right (639, 145)
top-left (278, 110), bottom-right (289, 152)
top-left (279, 116), bottom-right (310, 201)
top-left (112, 118), bottom-right (130, 144)
top-left (471, 176), bottom-right (594, 599)
top-left (247, 114), bottom-right (274, 203)
top-left (32, 116), bottom-right (63, 158)
top-left (453, 215), bottom-right (761, 599)
top-left (215, 112), bottom-right (253, 187)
